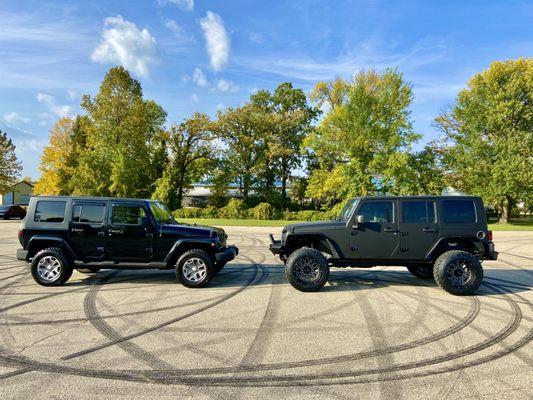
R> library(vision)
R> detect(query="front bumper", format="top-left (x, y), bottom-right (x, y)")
top-left (16, 249), bottom-right (28, 261)
top-left (269, 234), bottom-right (283, 255)
top-left (215, 245), bottom-right (238, 264)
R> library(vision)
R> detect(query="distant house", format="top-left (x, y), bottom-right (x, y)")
top-left (0, 181), bottom-right (34, 205)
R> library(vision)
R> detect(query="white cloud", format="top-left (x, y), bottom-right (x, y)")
top-left (91, 15), bottom-right (158, 77)
top-left (216, 79), bottom-right (238, 93)
top-left (192, 67), bottom-right (209, 87)
top-left (157, 0), bottom-right (194, 11)
top-left (164, 19), bottom-right (186, 40)
top-left (216, 103), bottom-right (225, 112)
top-left (200, 12), bottom-right (230, 71)
top-left (37, 93), bottom-right (72, 118)
top-left (3, 112), bottom-right (30, 124)
top-left (190, 94), bottom-right (199, 102)
top-left (67, 89), bottom-right (76, 100)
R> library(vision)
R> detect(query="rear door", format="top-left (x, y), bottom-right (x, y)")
top-left (349, 199), bottom-right (399, 259)
top-left (106, 202), bottom-right (153, 261)
top-left (69, 201), bottom-right (107, 260)
top-left (398, 200), bottom-right (439, 260)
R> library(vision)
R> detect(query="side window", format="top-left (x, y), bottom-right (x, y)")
top-left (111, 204), bottom-right (147, 226)
top-left (34, 201), bottom-right (66, 223)
top-left (442, 200), bottom-right (476, 223)
top-left (358, 201), bottom-right (393, 223)
top-left (72, 203), bottom-right (105, 224)
top-left (403, 201), bottom-right (437, 224)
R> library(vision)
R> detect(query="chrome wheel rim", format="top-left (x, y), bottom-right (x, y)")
top-left (447, 260), bottom-right (473, 287)
top-left (294, 256), bottom-right (321, 284)
top-left (37, 256), bottom-right (62, 283)
top-left (182, 257), bottom-right (207, 283)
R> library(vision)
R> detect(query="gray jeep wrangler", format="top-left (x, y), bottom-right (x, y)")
top-left (270, 196), bottom-right (498, 295)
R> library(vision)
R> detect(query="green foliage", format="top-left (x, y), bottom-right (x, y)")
top-left (219, 198), bottom-right (246, 219)
top-left (0, 130), bottom-right (21, 192)
top-left (435, 58), bottom-right (533, 222)
top-left (248, 202), bottom-right (277, 220)
top-left (305, 69), bottom-right (420, 206)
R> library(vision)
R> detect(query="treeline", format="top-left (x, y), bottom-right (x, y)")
top-left (33, 59), bottom-right (532, 223)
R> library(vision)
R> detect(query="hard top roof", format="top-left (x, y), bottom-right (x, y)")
top-left (31, 195), bottom-right (158, 203)
top-left (354, 195), bottom-right (481, 200)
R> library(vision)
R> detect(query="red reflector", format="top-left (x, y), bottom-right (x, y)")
top-left (487, 230), bottom-right (493, 241)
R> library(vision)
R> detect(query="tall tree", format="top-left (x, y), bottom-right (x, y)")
top-left (152, 113), bottom-right (215, 209)
top-left (251, 82), bottom-right (319, 203)
top-left (73, 66), bottom-right (166, 197)
top-left (0, 130), bottom-right (21, 193)
top-left (435, 58), bottom-right (533, 223)
top-left (34, 118), bottom-right (75, 195)
top-left (305, 69), bottom-right (420, 205)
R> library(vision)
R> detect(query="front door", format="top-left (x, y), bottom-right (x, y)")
top-left (106, 202), bottom-right (153, 261)
top-left (349, 199), bottom-right (399, 259)
top-left (398, 200), bottom-right (439, 260)
top-left (69, 201), bottom-right (107, 260)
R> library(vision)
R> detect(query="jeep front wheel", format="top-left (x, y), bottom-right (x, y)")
top-left (433, 250), bottom-right (483, 295)
top-left (285, 247), bottom-right (329, 292)
top-left (176, 249), bottom-right (213, 288)
top-left (406, 264), bottom-right (434, 279)
top-left (31, 247), bottom-right (73, 286)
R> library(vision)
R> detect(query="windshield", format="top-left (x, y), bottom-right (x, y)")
top-left (149, 201), bottom-right (175, 225)
top-left (338, 198), bottom-right (359, 220)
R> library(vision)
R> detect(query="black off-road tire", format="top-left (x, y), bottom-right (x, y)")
top-left (406, 264), bottom-right (434, 279)
top-left (31, 247), bottom-right (73, 287)
top-left (76, 267), bottom-right (101, 274)
top-left (433, 250), bottom-right (483, 295)
top-left (176, 249), bottom-right (214, 288)
top-left (285, 247), bottom-right (329, 292)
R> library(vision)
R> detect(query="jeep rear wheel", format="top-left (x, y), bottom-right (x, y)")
top-left (433, 250), bottom-right (483, 295)
top-left (176, 249), bottom-right (214, 288)
top-left (31, 247), bottom-right (73, 286)
top-left (285, 247), bottom-right (329, 292)
top-left (406, 264), bottom-right (434, 279)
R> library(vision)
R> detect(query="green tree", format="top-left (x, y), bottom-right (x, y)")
top-left (305, 69), bottom-right (420, 205)
top-left (435, 58), bottom-right (533, 223)
top-left (153, 113), bottom-right (215, 209)
top-left (73, 66), bottom-right (166, 197)
top-left (34, 118), bottom-right (75, 195)
top-left (251, 82), bottom-right (319, 203)
top-left (0, 130), bottom-right (21, 192)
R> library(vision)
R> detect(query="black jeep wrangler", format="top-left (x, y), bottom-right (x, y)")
top-left (270, 196), bottom-right (498, 295)
top-left (16, 196), bottom-right (238, 288)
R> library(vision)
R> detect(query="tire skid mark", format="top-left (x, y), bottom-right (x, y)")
top-left (61, 254), bottom-right (263, 361)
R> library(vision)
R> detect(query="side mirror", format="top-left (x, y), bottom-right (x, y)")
top-left (356, 215), bottom-right (367, 224)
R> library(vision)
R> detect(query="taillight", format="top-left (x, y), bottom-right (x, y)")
top-left (18, 228), bottom-right (23, 239)
top-left (487, 230), bottom-right (493, 241)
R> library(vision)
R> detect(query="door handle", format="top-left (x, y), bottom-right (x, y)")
top-left (422, 227), bottom-right (437, 233)
top-left (108, 229), bottom-right (123, 235)
top-left (71, 228), bottom-right (84, 232)
top-left (383, 227), bottom-right (398, 233)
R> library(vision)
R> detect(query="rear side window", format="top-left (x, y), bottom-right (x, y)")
top-left (72, 203), bottom-right (105, 224)
top-left (34, 201), bottom-right (66, 223)
top-left (111, 204), bottom-right (147, 225)
top-left (442, 200), bottom-right (476, 223)
top-left (403, 201), bottom-right (436, 224)
top-left (358, 201), bottom-right (393, 223)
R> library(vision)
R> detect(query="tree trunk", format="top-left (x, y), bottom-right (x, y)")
top-left (499, 195), bottom-right (512, 223)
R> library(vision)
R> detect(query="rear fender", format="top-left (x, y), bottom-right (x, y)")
top-left (425, 236), bottom-right (481, 262)
top-left (26, 236), bottom-right (77, 261)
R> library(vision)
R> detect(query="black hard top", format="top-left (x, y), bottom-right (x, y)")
top-left (355, 195), bottom-right (481, 200)
top-left (31, 195), bottom-right (157, 203)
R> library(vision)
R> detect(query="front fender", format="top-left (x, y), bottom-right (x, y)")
top-left (26, 236), bottom-right (78, 261)
top-left (164, 238), bottom-right (218, 265)
top-left (285, 233), bottom-right (343, 258)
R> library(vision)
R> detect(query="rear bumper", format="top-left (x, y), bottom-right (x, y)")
top-left (16, 249), bottom-right (28, 261)
top-left (485, 242), bottom-right (498, 260)
top-left (215, 245), bottom-right (238, 264)
top-left (269, 234), bottom-right (283, 255)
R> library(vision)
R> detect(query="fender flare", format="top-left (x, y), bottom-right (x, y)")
top-left (285, 233), bottom-right (343, 258)
top-left (425, 235), bottom-right (481, 262)
top-left (26, 236), bottom-right (78, 260)
top-left (164, 238), bottom-right (218, 265)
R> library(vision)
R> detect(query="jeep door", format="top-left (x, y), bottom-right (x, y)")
top-left (398, 200), bottom-right (439, 260)
top-left (349, 199), bottom-right (399, 259)
top-left (69, 201), bottom-right (107, 260)
top-left (106, 202), bottom-right (153, 261)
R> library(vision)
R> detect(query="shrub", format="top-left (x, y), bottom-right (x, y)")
top-left (248, 202), bottom-right (277, 220)
top-left (173, 207), bottom-right (203, 219)
top-left (219, 198), bottom-right (246, 219)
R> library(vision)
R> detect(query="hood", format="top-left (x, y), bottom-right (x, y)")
top-left (285, 220), bottom-right (346, 233)
top-left (161, 223), bottom-right (225, 239)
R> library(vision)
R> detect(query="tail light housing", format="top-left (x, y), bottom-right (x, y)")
top-left (487, 230), bottom-right (493, 241)
top-left (18, 228), bottom-right (23, 239)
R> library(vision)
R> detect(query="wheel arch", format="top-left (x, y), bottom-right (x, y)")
top-left (284, 233), bottom-right (342, 259)
top-left (26, 236), bottom-right (77, 261)
top-left (425, 236), bottom-right (481, 263)
top-left (164, 238), bottom-right (216, 266)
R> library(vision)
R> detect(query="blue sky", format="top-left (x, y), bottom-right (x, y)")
top-left (1, 0), bottom-right (532, 179)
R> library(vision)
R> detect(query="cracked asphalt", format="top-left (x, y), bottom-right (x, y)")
top-left (0, 221), bottom-right (532, 399)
